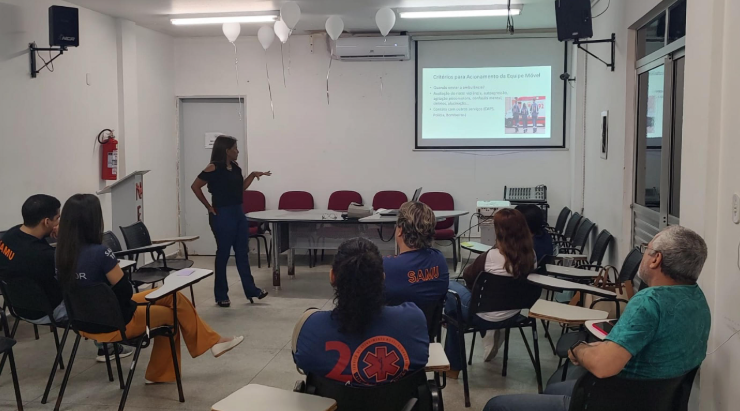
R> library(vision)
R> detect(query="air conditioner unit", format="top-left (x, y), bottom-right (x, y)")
top-left (329, 36), bottom-right (410, 61)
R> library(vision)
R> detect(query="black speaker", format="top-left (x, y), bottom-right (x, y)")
top-left (49, 5), bottom-right (79, 47)
top-left (555, 0), bottom-right (593, 42)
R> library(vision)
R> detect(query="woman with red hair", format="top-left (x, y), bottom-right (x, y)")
top-left (444, 208), bottom-right (536, 378)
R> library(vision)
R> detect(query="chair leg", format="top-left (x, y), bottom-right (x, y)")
top-left (468, 331), bottom-right (477, 366)
top-left (54, 334), bottom-right (82, 411)
top-left (255, 236), bottom-right (262, 268)
top-left (518, 327), bottom-right (535, 365)
top-left (34, 324), bottom-right (40, 340)
top-left (113, 343), bottom-right (125, 389)
top-left (0, 316), bottom-right (20, 375)
top-left (541, 319), bottom-right (556, 355)
top-left (118, 337), bottom-right (146, 411)
top-left (321, 249), bottom-right (325, 262)
top-left (266, 238), bottom-right (272, 268)
top-left (189, 285), bottom-right (196, 308)
top-left (6, 347), bottom-right (23, 411)
top-left (43, 325), bottom-right (70, 404)
top-left (502, 328), bottom-right (510, 377)
top-left (452, 239), bottom-right (458, 272)
top-left (458, 327), bottom-right (471, 408)
top-left (168, 334), bottom-right (185, 403)
top-left (51, 326), bottom-right (65, 369)
top-left (532, 323), bottom-right (543, 393)
top-left (102, 343), bottom-right (114, 382)
top-left (561, 360), bottom-right (570, 382)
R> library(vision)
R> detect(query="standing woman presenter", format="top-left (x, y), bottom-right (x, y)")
top-left (191, 135), bottom-right (271, 307)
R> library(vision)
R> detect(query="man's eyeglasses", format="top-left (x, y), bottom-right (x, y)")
top-left (639, 243), bottom-right (659, 254)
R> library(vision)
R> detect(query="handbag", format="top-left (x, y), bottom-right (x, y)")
top-left (570, 265), bottom-right (635, 318)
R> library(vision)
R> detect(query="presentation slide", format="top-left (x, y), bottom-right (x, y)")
top-left (422, 66), bottom-right (552, 140)
top-left (415, 37), bottom-right (566, 149)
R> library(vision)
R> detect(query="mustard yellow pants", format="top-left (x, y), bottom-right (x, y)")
top-left (81, 289), bottom-right (221, 382)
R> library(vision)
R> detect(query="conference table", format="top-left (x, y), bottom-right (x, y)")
top-left (248, 209), bottom-right (468, 287)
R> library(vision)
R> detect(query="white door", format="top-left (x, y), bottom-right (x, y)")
top-left (179, 98), bottom-right (245, 255)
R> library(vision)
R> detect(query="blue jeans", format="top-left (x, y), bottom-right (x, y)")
top-left (483, 379), bottom-right (575, 411)
top-left (27, 301), bottom-right (67, 325)
top-left (444, 281), bottom-right (522, 371)
top-left (209, 204), bottom-right (261, 302)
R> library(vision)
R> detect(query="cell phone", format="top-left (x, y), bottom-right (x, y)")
top-left (592, 320), bottom-right (617, 335)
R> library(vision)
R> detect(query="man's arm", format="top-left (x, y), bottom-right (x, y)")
top-left (570, 341), bottom-right (633, 379)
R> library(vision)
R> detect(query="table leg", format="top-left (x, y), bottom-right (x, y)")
top-left (288, 248), bottom-right (295, 278)
top-left (271, 223), bottom-right (281, 288)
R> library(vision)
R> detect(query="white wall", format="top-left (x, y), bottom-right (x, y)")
top-left (681, 0), bottom-right (740, 410)
top-left (0, 0), bottom-right (118, 227)
top-left (0, 0), bottom-right (178, 244)
top-left (174, 35), bottom-right (573, 232)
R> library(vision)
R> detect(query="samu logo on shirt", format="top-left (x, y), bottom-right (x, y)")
top-left (325, 336), bottom-right (411, 385)
top-left (406, 265), bottom-right (440, 284)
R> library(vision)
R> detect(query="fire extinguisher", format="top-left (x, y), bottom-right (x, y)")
top-left (98, 129), bottom-right (118, 181)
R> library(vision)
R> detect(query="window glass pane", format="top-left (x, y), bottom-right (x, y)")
top-left (637, 13), bottom-right (666, 60)
top-left (668, 0), bottom-right (687, 44)
top-left (670, 58), bottom-right (685, 217)
top-left (635, 66), bottom-right (665, 211)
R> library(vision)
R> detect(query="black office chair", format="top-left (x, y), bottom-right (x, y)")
top-left (295, 368), bottom-right (439, 411)
top-left (54, 283), bottom-right (184, 411)
top-left (119, 222), bottom-right (194, 271)
top-left (553, 212), bottom-right (583, 245)
top-left (103, 231), bottom-right (170, 290)
top-left (576, 230), bottom-right (613, 269)
top-left (568, 368), bottom-right (698, 411)
top-left (0, 336), bottom-right (23, 411)
top-left (444, 272), bottom-right (543, 407)
top-left (0, 277), bottom-right (69, 404)
top-left (547, 207), bottom-right (571, 236)
top-left (557, 218), bottom-right (595, 254)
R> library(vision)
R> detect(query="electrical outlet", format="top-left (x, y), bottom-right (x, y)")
top-left (733, 193), bottom-right (740, 224)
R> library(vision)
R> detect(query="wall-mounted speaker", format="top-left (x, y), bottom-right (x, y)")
top-left (49, 5), bottom-right (79, 47)
top-left (555, 0), bottom-right (593, 42)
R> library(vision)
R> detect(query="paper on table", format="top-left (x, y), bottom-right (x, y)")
top-left (177, 269), bottom-right (196, 276)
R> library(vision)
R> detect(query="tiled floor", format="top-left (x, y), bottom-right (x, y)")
top-left (1, 254), bottom-right (565, 411)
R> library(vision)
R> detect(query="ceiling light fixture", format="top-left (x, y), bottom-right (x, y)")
top-left (171, 15), bottom-right (278, 25)
top-left (398, 6), bottom-right (522, 19)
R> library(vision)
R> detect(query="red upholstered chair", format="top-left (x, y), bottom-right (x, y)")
top-left (243, 190), bottom-right (271, 268)
top-left (419, 192), bottom-right (459, 271)
top-left (328, 190), bottom-right (363, 211)
top-left (279, 191), bottom-right (317, 266)
top-left (372, 191), bottom-right (408, 210)
top-left (279, 191), bottom-right (314, 210)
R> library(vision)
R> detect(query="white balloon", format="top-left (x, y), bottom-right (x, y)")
top-left (375, 8), bottom-right (396, 37)
top-left (280, 2), bottom-right (301, 30)
top-left (274, 19), bottom-right (290, 44)
top-left (325, 15), bottom-right (344, 41)
top-left (222, 22), bottom-right (241, 43)
top-left (257, 25), bottom-right (275, 50)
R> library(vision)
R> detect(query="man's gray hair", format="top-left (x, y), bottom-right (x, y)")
top-left (651, 226), bottom-right (708, 283)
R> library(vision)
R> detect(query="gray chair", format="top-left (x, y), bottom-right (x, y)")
top-left (557, 218), bottom-right (595, 254)
top-left (553, 212), bottom-right (582, 245)
top-left (548, 207), bottom-right (571, 236)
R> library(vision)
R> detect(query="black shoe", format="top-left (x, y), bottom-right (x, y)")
top-left (248, 290), bottom-right (269, 304)
top-left (96, 344), bottom-right (134, 363)
top-left (217, 300), bottom-right (231, 308)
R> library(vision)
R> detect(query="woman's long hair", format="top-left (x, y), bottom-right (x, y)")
top-left (210, 135), bottom-right (237, 165)
top-left (331, 238), bottom-right (385, 335)
top-left (55, 194), bottom-right (105, 289)
top-left (494, 208), bottom-right (535, 279)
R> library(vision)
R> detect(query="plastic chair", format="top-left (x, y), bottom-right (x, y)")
top-left (444, 272), bottom-right (544, 406)
top-left (295, 368), bottom-right (439, 411)
top-left (568, 368), bottom-right (698, 411)
top-left (548, 207), bottom-right (571, 236)
top-left (579, 230), bottom-right (613, 268)
top-left (557, 218), bottom-right (595, 254)
top-left (119, 222), bottom-right (194, 271)
top-left (372, 191), bottom-right (408, 210)
top-left (0, 337), bottom-right (22, 410)
top-left (243, 190), bottom-right (271, 268)
top-left (0, 277), bottom-right (68, 404)
top-left (103, 231), bottom-right (170, 292)
top-left (328, 190), bottom-right (363, 211)
top-left (554, 212), bottom-right (582, 245)
top-left (420, 192), bottom-right (460, 271)
top-left (54, 283), bottom-right (184, 411)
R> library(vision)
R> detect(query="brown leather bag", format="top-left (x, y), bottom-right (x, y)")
top-left (569, 265), bottom-right (635, 318)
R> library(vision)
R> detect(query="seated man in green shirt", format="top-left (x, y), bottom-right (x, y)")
top-left (483, 225), bottom-right (711, 411)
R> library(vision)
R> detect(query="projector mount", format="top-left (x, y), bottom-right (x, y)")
top-left (573, 33), bottom-right (616, 72)
top-left (29, 42), bottom-right (68, 78)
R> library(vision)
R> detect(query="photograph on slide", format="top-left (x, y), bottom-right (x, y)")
top-left (505, 96), bottom-right (547, 134)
